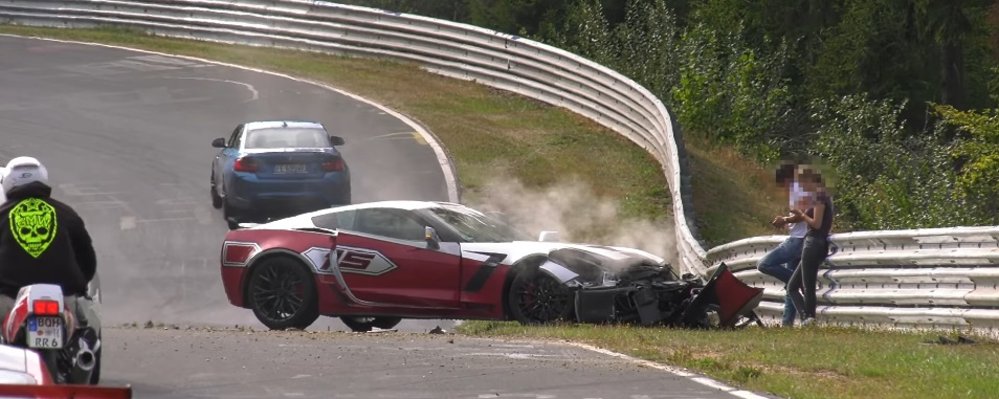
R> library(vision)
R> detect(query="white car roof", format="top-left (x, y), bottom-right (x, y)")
top-left (243, 120), bottom-right (325, 131)
top-left (251, 200), bottom-right (469, 229)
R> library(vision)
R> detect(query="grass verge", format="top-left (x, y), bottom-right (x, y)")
top-left (460, 321), bottom-right (999, 399)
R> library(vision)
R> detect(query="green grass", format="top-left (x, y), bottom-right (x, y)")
top-left (685, 134), bottom-right (788, 246)
top-left (460, 321), bottom-right (999, 399)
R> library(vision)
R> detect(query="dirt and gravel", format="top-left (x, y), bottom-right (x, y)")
top-left (100, 325), bottom-right (748, 399)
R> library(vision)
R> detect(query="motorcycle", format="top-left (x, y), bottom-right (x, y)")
top-left (0, 280), bottom-right (102, 385)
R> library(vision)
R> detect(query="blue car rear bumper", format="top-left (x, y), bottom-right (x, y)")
top-left (226, 171), bottom-right (350, 212)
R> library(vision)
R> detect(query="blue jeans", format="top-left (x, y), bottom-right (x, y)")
top-left (757, 236), bottom-right (803, 326)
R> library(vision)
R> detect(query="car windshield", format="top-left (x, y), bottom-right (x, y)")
top-left (427, 206), bottom-right (533, 242)
top-left (244, 128), bottom-right (330, 149)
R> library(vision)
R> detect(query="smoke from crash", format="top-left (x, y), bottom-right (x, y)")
top-left (466, 175), bottom-right (679, 271)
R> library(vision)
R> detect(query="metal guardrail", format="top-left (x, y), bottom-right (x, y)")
top-left (3, 0), bottom-right (998, 335)
top-left (707, 227), bottom-right (999, 333)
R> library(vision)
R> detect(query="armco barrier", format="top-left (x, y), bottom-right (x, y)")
top-left (707, 227), bottom-right (999, 333)
top-left (3, 0), bottom-right (997, 335)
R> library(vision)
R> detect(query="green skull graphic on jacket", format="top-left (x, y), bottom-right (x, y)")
top-left (9, 198), bottom-right (58, 258)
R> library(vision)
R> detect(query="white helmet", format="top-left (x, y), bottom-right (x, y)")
top-left (1, 157), bottom-right (49, 195)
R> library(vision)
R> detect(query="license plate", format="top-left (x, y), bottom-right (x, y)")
top-left (274, 164), bottom-right (308, 174)
top-left (27, 316), bottom-right (64, 349)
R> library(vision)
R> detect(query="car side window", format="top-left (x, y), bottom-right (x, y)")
top-left (227, 125), bottom-right (243, 148)
top-left (312, 210), bottom-right (357, 230)
top-left (354, 209), bottom-right (425, 241)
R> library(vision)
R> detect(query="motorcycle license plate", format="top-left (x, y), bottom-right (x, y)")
top-left (27, 316), bottom-right (64, 349)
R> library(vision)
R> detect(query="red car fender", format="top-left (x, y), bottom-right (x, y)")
top-left (220, 229), bottom-right (348, 312)
top-left (457, 254), bottom-right (513, 318)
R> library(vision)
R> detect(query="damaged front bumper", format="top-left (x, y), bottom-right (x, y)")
top-left (538, 257), bottom-right (763, 329)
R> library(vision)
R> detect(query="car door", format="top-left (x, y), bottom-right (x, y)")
top-left (216, 125), bottom-right (244, 194)
top-left (331, 208), bottom-right (461, 309)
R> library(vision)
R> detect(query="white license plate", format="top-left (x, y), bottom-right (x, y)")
top-left (274, 164), bottom-right (308, 174)
top-left (27, 316), bottom-right (64, 349)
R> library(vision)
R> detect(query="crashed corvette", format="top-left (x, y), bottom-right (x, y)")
top-left (218, 201), bottom-right (763, 332)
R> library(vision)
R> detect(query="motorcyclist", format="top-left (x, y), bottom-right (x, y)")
top-left (0, 157), bottom-right (97, 327)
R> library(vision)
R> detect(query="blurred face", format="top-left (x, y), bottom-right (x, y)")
top-left (798, 170), bottom-right (823, 191)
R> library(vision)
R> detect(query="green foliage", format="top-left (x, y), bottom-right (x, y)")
top-left (611, 0), bottom-right (682, 103)
top-left (810, 94), bottom-right (989, 229)
top-left (674, 23), bottom-right (793, 162)
top-left (547, 0), bottom-right (614, 64)
top-left (935, 104), bottom-right (999, 220)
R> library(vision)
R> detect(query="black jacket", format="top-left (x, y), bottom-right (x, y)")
top-left (0, 182), bottom-right (96, 297)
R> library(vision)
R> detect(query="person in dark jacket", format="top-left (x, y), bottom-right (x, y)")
top-left (0, 157), bottom-right (97, 325)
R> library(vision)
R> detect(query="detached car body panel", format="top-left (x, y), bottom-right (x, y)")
top-left (218, 201), bottom-right (763, 331)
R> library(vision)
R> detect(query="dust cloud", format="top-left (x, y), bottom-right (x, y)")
top-left (466, 175), bottom-right (679, 268)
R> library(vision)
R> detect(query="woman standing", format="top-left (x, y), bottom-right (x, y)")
top-left (784, 166), bottom-right (834, 325)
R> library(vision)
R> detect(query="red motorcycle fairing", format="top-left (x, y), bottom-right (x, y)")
top-left (2, 285), bottom-right (75, 349)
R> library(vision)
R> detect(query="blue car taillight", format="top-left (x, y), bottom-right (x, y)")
top-left (234, 157), bottom-right (258, 173)
top-left (321, 157), bottom-right (345, 172)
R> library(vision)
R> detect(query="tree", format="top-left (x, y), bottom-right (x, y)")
top-left (935, 104), bottom-right (999, 219)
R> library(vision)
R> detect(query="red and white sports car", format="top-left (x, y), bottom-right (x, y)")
top-left (219, 201), bottom-right (762, 332)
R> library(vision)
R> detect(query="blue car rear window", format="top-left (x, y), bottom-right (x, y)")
top-left (245, 128), bottom-right (330, 149)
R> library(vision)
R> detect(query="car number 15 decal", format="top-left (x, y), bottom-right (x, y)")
top-left (302, 246), bottom-right (398, 276)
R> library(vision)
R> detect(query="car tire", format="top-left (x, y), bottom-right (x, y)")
top-left (507, 267), bottom-right (574, 325)
top-left (247, 257), bottom-right (320, 330)
top-left (210, 174), bottom-right (223, 209)
top-left (340, 316), bottom-right (402, 332)
top-left (223, 200), bottom-right (241, 230)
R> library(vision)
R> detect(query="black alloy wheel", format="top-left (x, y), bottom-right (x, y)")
top-left (247, 258), bottom-right (320, 330)
top-left (508, 270), bottom-right (573, 324)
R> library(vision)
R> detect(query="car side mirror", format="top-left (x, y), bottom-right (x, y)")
top-left (211, 137), bottom-right (226, 148)
top-left (330, 135), bottom-right (346, 146)
top-left (538, 231), bottom-right (560, 242)
top-left (425, 226), bottom-right (440, 250)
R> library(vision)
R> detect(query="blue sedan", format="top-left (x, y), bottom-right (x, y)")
top-left (210, 121), bottom-right (351, 229)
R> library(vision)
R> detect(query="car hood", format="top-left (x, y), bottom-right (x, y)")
top-left (459, 241), bottom-right (666, 269)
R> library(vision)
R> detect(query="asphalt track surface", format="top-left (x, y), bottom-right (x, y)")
top-left (0, 35), bottom-right (451, 332)
top-left (0, 36), bottom-right (769, 399)
top-left (104, 326), bottom-right (757, 399)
